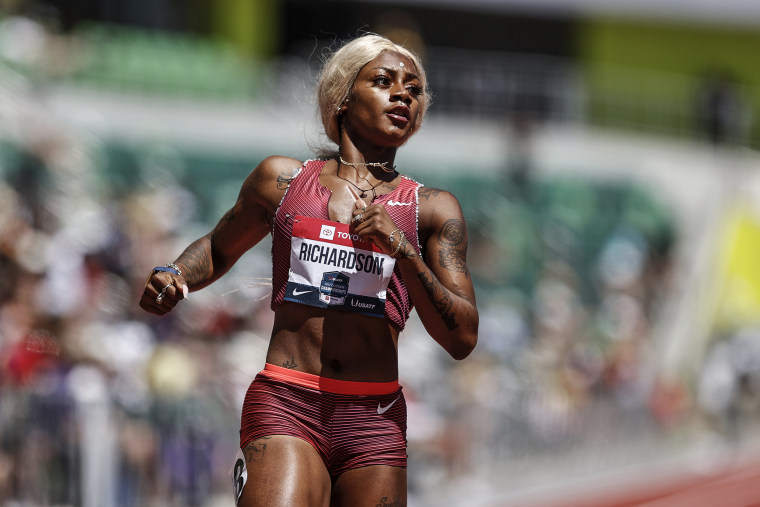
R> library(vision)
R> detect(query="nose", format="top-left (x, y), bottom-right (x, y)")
top-left (390, 81), bottom-right (411, 104)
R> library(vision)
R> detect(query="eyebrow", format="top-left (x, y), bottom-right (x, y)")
top-left (370, 66), bottom-right (420, 81)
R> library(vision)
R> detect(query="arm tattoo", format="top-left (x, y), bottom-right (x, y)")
top-left (213, 208), bottom-right (235, 236)
top-left (437, 218), bottom-right (471, 278)
top-left (276, 172), bottom-right (295, 190)
top-left (179, 239), bottom-right (212, 286)
top-left (179, 207), bottom-right (237, 284)
top-left (398, 238), bottom-right (418, 259)
top-left (418, 187), bottom-right (441, 200)
top-left (418, 271), bottom-right (459, 331)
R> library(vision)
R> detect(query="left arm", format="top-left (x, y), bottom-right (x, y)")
top-left (353, 187), bottom-right (479, 359)
top-left (399, 188), bottom-right (478, 359)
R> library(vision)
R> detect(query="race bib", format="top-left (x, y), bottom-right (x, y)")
top-left (284, 216), bottom-right (395, 318)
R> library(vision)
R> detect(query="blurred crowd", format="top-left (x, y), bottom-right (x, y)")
top-left (3, 8), bottom-right (759, 507)
top-left (0, 115), bottom-right (682, 506)
top-left (0, 109), bottom-right (273, 505)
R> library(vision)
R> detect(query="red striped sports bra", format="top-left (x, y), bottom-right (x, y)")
top-left (270, 159), bottom-right (422, 330)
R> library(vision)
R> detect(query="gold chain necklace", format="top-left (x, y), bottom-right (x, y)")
top-left (339, 155), bottom-right (395, 174)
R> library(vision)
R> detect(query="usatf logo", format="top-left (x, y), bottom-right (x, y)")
top-left (319, 224), bottom-right (336, 240)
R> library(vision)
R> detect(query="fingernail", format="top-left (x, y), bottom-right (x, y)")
top-left (182, 285), bottom-right (189, 299)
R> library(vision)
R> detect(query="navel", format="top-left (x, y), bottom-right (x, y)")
top-left (329, 359), bottom-right (343, 373)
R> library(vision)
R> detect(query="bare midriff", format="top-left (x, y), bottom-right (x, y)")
top-left (266, 302), bottom-right (401, 383)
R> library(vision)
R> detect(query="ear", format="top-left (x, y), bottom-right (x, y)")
top-left (336, 98), bottom-right (348, 116)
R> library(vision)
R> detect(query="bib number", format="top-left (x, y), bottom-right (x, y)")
top-left (232, 455), bottom-right (247, 504)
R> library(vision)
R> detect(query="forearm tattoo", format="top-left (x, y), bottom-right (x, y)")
top-left (178, 238), bottom-right (213, 286)
top-left (212, 208), bottom-right (236, 237)
top-left (398, 238), bottom-right (418, 259)
top-left (438, 218), bottom-right (471, 278)
top-left (178, 208), bottom-right (237, 285)
top-left (418, 271), bottom-right (459, 331)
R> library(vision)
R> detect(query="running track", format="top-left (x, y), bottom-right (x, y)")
top-left (478, 454), bottom-right (760, 507)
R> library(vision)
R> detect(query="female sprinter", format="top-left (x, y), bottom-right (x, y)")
top-left (139, 33), bottom-right (478, 506)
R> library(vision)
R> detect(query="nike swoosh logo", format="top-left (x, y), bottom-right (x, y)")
top-left (387, 200), bottom-right (412, 206)
top-left (292, 289), bottom-right (312, 296)
top-left (377, 396), bottom-right (399, 415)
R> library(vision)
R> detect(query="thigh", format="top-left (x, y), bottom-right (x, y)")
top-left (237, 435), bottom-right (331, 507)
top-left (330, 465), bottom-right (407, 507)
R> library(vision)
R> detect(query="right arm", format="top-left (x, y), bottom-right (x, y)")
top-left (139, 155), bottom-right (301, 315)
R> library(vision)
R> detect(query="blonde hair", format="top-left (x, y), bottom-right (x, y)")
top-left (317, 34), bottom-right (429, 146)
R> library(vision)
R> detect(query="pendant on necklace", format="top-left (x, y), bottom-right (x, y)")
top-left (359, 191), bottom-right (368, 198)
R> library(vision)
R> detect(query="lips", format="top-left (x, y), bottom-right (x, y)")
top-left (387, 104), bottom-right (410, 123)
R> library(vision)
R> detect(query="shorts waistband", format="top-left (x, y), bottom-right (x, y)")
top-left (261, 363), bottom-right (399, 395)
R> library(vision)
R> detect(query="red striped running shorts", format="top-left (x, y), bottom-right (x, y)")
top-left (239, 363), bottom-right (407, 476)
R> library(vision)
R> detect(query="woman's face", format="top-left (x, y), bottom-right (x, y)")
top-left (342, 51), bottom-right (423, 148)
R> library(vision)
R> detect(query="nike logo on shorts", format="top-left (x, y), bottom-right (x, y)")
top-left (377, 396), bottom-right (399, 415)
top-left (292, 288), bottom-right (312, 296)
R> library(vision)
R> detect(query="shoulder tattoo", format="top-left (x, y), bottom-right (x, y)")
top-left (276, 172), bottom-right (296, 190)
top-left (418, 187), bottom-right (441, 200)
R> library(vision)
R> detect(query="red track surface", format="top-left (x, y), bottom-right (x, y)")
top-left (485, 454), bottom-right (760, 507)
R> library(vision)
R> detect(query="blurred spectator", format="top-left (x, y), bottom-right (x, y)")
top-left (695, 70), bottom-right (750, 146)
top-left (505, 111), bottom-right (536, 202)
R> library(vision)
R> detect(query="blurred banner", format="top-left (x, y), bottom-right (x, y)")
top-left (713, 203), bottom-right (760, 331)
top-left (212, 0), bottom-right (278, 58)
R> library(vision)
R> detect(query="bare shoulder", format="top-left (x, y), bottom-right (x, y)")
top-left (416, 185), bottom-right (468, 249)
top-left (417, 186), bottom-right (464, 225)
top-left (240, 155), bottom-right (303, 210)
top-left (248, 155), bottom-right (304, 188)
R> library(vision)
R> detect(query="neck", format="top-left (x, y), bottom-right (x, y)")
top-left (337, 158), bottom-right (394, 185)
top-left (339, 155), bottom-right (395, 175)
top-left (338, 137), bottom-right (398, 177)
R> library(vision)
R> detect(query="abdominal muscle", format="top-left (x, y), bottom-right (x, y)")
top-left (265, 302), bottom-right (401, 382)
